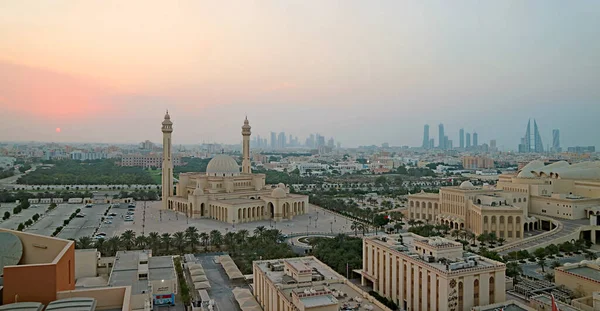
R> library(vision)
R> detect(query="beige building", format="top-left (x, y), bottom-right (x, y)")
top-left (361, 233), bottom-right (506, 311)
top-left (409, 182), bottom-right (532, 241)
top-left (120, 154), bottom-right (182, 168)
top-left (161, 113), bottom-right (308, 224)
top-left (409, 160), bottom-right (600, 242)
top-left (463, 156), bottom-right (495, 170)
top-left (253, 256), bottom-right (391, 311)
top-left (554, 262), bottom-right (600, 297)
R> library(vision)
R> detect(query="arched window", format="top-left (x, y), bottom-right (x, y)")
top-left (474, 279), bottom-right (480, 306)
top-left (483, 216), bottom-right (488, 224)
top-left (491, 216), bottom-right (496, 224)
top-left (489, 277), bottom-right (495, 303)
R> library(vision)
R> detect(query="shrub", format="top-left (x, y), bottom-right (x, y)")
top-left (63, 219), bottom-right (70, 226)
top-left (2, 211), bottom-right (10, 220)
top-left (25, 219), bottom-right (32, 226)
top-left (17, 223), bottom-right (25, 231)
top-left (368, 291), bottom-right (399, 310)
top-left (32, 214), bottom-right (40, 221)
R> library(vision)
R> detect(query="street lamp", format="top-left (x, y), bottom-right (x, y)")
top-left (330, 221), bottom-right (333, 233)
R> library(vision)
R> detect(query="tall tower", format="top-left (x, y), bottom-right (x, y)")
top-left (438, 124), bottom-right (445, 149)
top-left (242, 116), bottom-right (252, 174)
top-left (552, 129), bottom-right (561, 152)
top-left (473, 132), bottom-right (479, 147)
top-left (459, 129), bottom-right (465, 149)
top-left (422, 124), bottom-right (430, 149)
top-left (161, 111), bottom-right (173, 210)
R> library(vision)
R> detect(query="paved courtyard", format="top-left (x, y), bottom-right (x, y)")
top-left (113, 201), bottom-right (356, 237)
top-left (0, 203), bottom-right (47, 230)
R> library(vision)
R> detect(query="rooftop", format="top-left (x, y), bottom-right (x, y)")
top-left (108, 251), bottom-right (174, 294)
top-left (367, 233), bottom-right (503, 273)
top-left (563, 266), bottom-right (600, 282)
top-left (45, 298), bottom-right (97, 311)
top-left (0, 303), bottom-right (44, 311)
top-left (254, 257), bottom-right (387, 311)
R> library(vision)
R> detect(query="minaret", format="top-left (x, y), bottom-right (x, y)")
top-left (161, 111), bottom-right (173, 210)
top-left (242, 116), bottom-right (252, 174)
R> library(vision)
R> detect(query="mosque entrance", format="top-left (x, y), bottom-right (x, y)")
top-left (200, 203), bottom-right (205, 216)
top-left (268, 202), bottom-right (274, 218)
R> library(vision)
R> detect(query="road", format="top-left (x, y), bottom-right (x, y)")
top-left (499, 218), bottom-right (589, 255)
top-left (519, 251), bottom-right (600, 280)
top-left (195, 255), bottom-right (242, 311)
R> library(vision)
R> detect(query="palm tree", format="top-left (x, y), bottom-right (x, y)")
top-left (94, 237), bottom-right (106, 256)
top-left (76, 236), bottom-right (93, 249)
top-left (199, 232), bottom-right (209, 251)
top-left (120, 230), bottom-right (136, 250)
top-left (584, 250), bottom-right (598, 260)
top-left (543, 272), bottom-right (555, 282)
top-left (488, 232), bottom-right (498, 245)
top-left (173, 231), bottom-right (186, 254)
top-left (161, 233), bottom-right (172, 254)
top-left (394, 222), bottom-right (403, 233)
top-left (451, 230), bottom-right (460, 240)
top-left (550, 260), bottom-right (562, 269)
top-left (236, 229), bottom-right (249, 244)
top-left (505, 262), bottom-right (523, 279)
top-left (185, 226), bottom-right (200, 251)
top-left (209, 230), bottom-right (223, 249)
top-left (254, 226), bottom-right (266, 237)
top-left (224, 232), bottom-right (236, 252)
top-left (135, 236), bottom-right (147, 249)
top-left (497, 237), bottom-right (506, 246)
top-left (351, 221), bottom-right (360, 236)
top-left (107, 236), bottom-right (121, 256)
top-left (538, 258), bottom-right (547, 273)
top-left (147, 232), bottom-right (160, 254)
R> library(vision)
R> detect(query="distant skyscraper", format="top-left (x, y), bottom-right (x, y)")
top-left (438, 124), bottom-right (445, 149)
top-left (552, 129), bottom-right (561, 152)
top-left (428, 138), bottom-right (434, 149)
top-left (473, 132), bottom-right (478, 147)
top-left (277, 132), bottom-right (286, 149)
top-left (270, 132), bottom-right (277, 149)
top-left (466, 133), bottom-right (471, 149)
top-left (422, 124), bottom-right (430, 149)
top-left (519, 119), bottom-right (544, 153)
top-left (459, 129), bottom-right (465, 149)
top-left (490, 140), bottom-right (497, 150)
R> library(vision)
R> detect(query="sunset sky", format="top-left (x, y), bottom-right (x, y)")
top-left (1, 1), bottom-right (599, 149)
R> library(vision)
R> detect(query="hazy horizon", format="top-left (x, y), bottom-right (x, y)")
top-left (1, 1), bottom-right (599, 149)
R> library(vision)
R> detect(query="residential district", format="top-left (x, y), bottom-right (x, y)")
top-left (1, 113), bottom-right (600, 311)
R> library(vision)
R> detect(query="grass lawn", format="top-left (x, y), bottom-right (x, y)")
top-left (148, 169), bottom-right (162, 184)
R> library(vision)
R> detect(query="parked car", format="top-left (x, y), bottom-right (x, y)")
top-left (127, 211), bottom-right (134, 216)
top-left (85, 204), bottom-right (93, 208)
top-left (109, 213), bottom-right (117, 216)
top-left (106, 216), bottom-right (114, 220)
top-left (104, 220), bottom-right (112, 224)
top-left (76, 213), bottom-right (85, 218)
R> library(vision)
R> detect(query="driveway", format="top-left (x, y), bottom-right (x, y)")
top-left (195, 254), bottom-right (242, 311)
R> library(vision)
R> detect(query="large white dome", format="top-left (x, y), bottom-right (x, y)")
top-left (206, 155), bottom-right (240, 176)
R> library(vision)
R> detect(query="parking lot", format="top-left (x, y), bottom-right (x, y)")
top-left (95, 203), bottom-right (137, 238)
top-left (57, 204), bottom-right (112, 240)
top-left (25, 203), bottom-right (82, 237)
top-left (0, 202), bottom-right (48, 231)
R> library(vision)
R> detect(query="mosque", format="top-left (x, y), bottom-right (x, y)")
top-left (160, 112), bottom-right (309, 224)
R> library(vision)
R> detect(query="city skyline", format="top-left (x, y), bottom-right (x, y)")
top-left (1, 1), bottom-right (599, 148)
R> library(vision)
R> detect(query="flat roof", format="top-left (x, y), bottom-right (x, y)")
top-left (0, 302), bottom-right (44, 311)
top-left (564, 266), bottom-right (600, 282)
top-left (45, 298), bottom-right (97, 311)
top-left (479, 304), bottom-right (528, 311)
top-left (299, 295), bottom-right (337, 308)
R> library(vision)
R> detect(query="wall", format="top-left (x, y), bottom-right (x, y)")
top-left (0, 229), bottom-right (70, 264)
top-left (75, 250), bottom-right (98, 279)
top-left (57, 286), bottom-right (131, 311)
top-left (3, 264), bottom-right (58, 305)
top-left (555, 266), bottom-right (600, 297)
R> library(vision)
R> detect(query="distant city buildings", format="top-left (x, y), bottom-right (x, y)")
top-left (552, 129), bottom-right (561, 152)
top-left (567, 146), bottom-right (596, 154)
top-left (438, 123), bottom-right (445, 149)
top-left (422, 124), bottom-right (430, 149)
top-left (70, 151), bottom-right (107, 161)
top-left (462, 156), bottom-right (495, 169)
top-left (519, 119), bottom-right (544, 153)
top-left (459, 128), bottom-right (465, 149)
top-left (121, 154), bottom-right (182, 168)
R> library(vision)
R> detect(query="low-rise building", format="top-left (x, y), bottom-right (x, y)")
top-left (554, 262), bottom-right (600, 297)
top-left (361, 233), bottom-right (506, 311)
top-left (253, 256), bottom-right (391, 311)
top-left (120, 154), bottom-right (182, 168)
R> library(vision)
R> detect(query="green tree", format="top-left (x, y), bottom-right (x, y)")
top-left (161, 233), bottom-right (172, 254)
top-left (209, 230), bottom-right (223, 249)
top-left (199, 232), bottom-right (209, 250)
top-left (534, 248), bottom-right (547, 259)
top-left (173, 231), bottom-right (186, 254)
top-left (584, 250), bottom-right (598, 260)
top-left (550, 260), bottom-right (562, 269)
top-left (94, 238), bottom-right (106, 256)
top-left (351, 221), bottom-right (361, 236)
top-left (32, 213), bottom-right (40, 221)
top-left (17, 223), bottom-right (25, 231)
top-left (185, 226), bottom-right (200, 252)
top-left (147, 232), bottom-right (160, 254)
top-left (76, 236), bottom-right (93, 249)
top-left (3, 211), bottom-right (10, 220)
top-left (497, 237), bottom-right (506, 246)
top-left (373, 214), bottom-right (389, 234)
top-left (120, 230), bottom-right (136, 251)
top-left (538, 258), bottom-right (547, 273)
top-left (254, 226), bottom-right (266, 237)
top-left (506, 261), bottom-right (523, 278)
top-left (393, 222), bottom-right (403, 233)
top-left (107, 236), bottom-right (121, 256)
top-left (135, 236), bottom-right (147, 249)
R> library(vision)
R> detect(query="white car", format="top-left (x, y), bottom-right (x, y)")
top-left (106, 216), bottom-right (114, 219)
